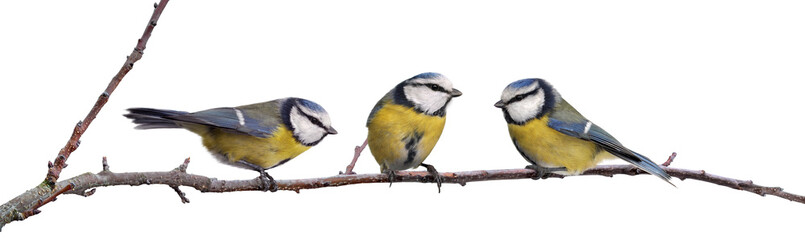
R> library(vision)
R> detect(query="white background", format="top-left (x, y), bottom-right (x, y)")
top-left (1, 1), bottom-right (804, 238)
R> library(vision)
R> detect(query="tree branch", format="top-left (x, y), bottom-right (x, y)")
top-left (3, 0), bottom-right (802, 233)
top-left (45, 0), bottom-right (169, 186)
top-left (0, 0), bottom-right (170, 231)
top-left (22, 158), bottom-right (805, 209)
top-left (5, 155), bottom-right (803, 231)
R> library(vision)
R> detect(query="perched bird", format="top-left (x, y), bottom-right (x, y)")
top-left (366, 72), bottom-right (462, 192)
top-left (124, 97), bottom-right (338, 192)
top-left (494, 78), bottom-right (672, 185)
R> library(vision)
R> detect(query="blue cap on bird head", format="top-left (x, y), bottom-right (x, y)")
top-left (507, 78), bottom-right (538, 90)
top-left (298, 98), bottom-right (326, 113)
top-left (411, 72), bottom-right (444, 80)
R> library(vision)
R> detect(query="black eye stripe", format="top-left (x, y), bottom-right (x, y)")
top-left (296, 105), bottom-right (327, 130)
top-left (411, 83), bottom-right (449, 94)
top-left (304, 114), bottom-right (329, 130)
top-left (506, 88), bottom-right (540, 104)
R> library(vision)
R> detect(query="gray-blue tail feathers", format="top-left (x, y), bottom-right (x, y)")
top-left (617, 151), bottom-right (675, 187)
top-left (124, 108), bottom-right (189, 129)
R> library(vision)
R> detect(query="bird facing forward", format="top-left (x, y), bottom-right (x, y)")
top-left (366, 72), bottom-right (462, 192)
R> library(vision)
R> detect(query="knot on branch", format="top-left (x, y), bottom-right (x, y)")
top-left (11, 209), bottom-right (27, 221)
top-left (80, 189), bottom-right (96, 197)
top-left (73, 121), bottom-right (84, 136)
top-left (626, 167), bottom-right (642, 176)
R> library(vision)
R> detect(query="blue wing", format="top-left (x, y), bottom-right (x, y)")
top-left (168, 107), bottom-right (277, 138)
top-left (548, 118), bottom-right (627, 155)
top-left (547, 118), bottom-right (672, 183)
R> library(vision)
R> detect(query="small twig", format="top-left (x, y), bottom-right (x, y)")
top-left (136, 0), bottom-right (168, 53)
top-left (662, 152), bottom-right (677, 167)
top-left (341, 138), bottom-right (368, 175)
top-left (169, 158), bottom-right (191, 203)
top-left (175, 158), bottom-right (190, 173)
top-left (102, 156), bottom-right (110, 172)
top-left (170, 186), bottom-right (190, 204)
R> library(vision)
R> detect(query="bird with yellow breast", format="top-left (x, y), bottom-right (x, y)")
top-left (125, 97), bottom-right (338, 192)
top-left (366, 72), bottom-right (462, 192)
top-left (495, 78), bottom-right (672, 185)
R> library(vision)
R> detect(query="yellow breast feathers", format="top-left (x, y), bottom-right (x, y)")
top-left (368, 103), bottom-right (447, 171)
top-left (507, 117), bottom-right (611, 174)
top-left (201, 125), bottom-right (311, 169)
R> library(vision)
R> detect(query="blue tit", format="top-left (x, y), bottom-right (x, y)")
top-left (366, 72), bottom-right (462, 192)
top-left (124, 97), bottom-right (338, 192)
top-left (494, 78), bottom-right (672, 185)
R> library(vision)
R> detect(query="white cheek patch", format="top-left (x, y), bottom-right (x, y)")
top-left (403, 85), bottom-right (449, 115)
top-left (299, 106), bottom-right (332, 129)
top-left (289, 107), bottom-right (327, 145)
top-left (507, 89), bottom-right (545, 123)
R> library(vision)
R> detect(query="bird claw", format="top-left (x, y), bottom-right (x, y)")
top-left (525, 165), bottom-right (565, 180)
top-left (384, 170), bottom-right (397, 188)
top-left (420, 163), bottom-right (443, 193)
top-left (259, 171), bottom-right (278, 192)
top-left (238, 160), bottom-right (278, 192)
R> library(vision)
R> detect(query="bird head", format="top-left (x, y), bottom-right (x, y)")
top-left (287, 98), bottom-right (337, 146)
top-left (395, 72), bottom-right (462, 116)
top-left (495, 78), bottom-right (559, 125)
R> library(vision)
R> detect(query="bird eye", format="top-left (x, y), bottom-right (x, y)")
top-left (304, 114), bottom-right (324, 127)
top-left (426, 84), bottom-right (441, 91)
top-left (513, 95), bottom-right (525, 101)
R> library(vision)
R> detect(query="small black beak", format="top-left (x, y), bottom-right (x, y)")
top-left (494, 100), bottom-right (505, 108)
top-left (450, 88), bottom-right (463, 97)
top-left (327, 126), bottom-right (338, 135)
